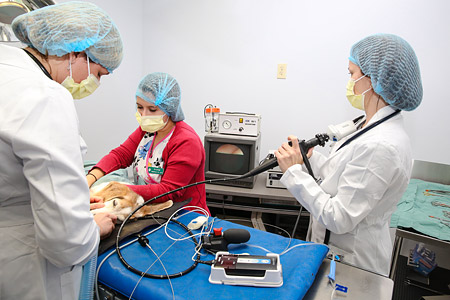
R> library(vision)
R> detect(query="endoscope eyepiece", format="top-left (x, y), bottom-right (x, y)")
top-left (327, 115), bottom-right (364, 142)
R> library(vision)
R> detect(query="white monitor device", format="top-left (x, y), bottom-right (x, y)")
top-left (204, 133), bottom-right (261, 188)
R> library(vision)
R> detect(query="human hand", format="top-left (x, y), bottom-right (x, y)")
top-left (94, 212), bottom-right (117, 239)
top-left (275, 135), bottom-right (313, 173)
top-left (90, 195), bottom-right (105, 210)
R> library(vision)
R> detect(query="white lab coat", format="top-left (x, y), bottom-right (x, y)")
top-left (281, 106), bottom-right (412, 276)
top-left (0, 44), bottom-right (99, 299)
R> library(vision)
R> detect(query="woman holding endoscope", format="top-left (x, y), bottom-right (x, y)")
top-left (275, 33), bottom-right (422, 276)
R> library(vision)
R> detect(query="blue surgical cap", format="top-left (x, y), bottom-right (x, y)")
top-left (136, 73), bottom-right (185, 122)
top-left (11, 1), bottom-right (123, 73)
top-left (349, 34), bottom-right (423, 111)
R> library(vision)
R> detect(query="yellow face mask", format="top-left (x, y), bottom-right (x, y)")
top-left (61, 56), bottom-right (100, 100)
top-left (346, 75), bottom-right (371, 110)
top-left (135, 111), bottom-right (168, 133)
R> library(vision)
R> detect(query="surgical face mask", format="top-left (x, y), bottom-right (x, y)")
top-left (61, 56), bottom-right (100, 99)
top-left (135, 111), bottom-right (168, 133)
top-left (346, 75), bottom-right (372, 110)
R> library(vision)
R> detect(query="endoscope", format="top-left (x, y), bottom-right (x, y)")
top-left (114, 115), bottom-right (366, 278)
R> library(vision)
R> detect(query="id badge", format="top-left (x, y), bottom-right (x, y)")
top-left (148, 166), bottom-right (164, 175)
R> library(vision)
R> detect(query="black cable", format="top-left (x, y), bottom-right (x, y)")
top-left (299, 139), bottom-right (317, 182)
top-left (336, 110), bottom-right (400, 152)
top-left (259, 153), bottom-right (275, 166)
top-left (116, 112), bottom-right (389, 275)
top-left (22, 49), bottom-right (52, 80)
top-left (195, 260), bottom-right (215, 265)
top-left (237, 134), bottom-right (329, 180)
top-left (324, 110), bottom-right (400, 244)
top-left (137, 235), bottom-right (149, 247)
top-left (114, 133), bottom-right (328, 275)
top-left (117, 216), bottom-right (200, 279)
top-left (115, 177), bottom-right (248, 279)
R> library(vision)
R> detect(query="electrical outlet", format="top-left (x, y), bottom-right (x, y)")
top-left (277, 64), bottom-right (287, 79)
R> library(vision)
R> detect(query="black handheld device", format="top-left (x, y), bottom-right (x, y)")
top-left (237, 133), bottom-right (329, 180)
top-left (202, 228), bottom-right (251, 252)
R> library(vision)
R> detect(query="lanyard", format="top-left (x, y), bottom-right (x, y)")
top-left (336, 109), bottom-right (401, 152)
top-left (23, 49), bottom-right (52, 80)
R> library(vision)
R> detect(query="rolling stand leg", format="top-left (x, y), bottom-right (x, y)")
top-left (390, 234), bottom-right (403, 279)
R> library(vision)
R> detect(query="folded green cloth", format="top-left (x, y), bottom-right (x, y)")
top-left (390, 179), bottom-right (450, 241)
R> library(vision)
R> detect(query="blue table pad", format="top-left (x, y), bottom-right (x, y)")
top-left (98, 211), bottom-right (329, 300)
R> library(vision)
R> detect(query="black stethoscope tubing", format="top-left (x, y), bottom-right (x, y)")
top-left (335, 109), bottom-right (401, 152)
top-left (22, 49), bottom-right (53, 80)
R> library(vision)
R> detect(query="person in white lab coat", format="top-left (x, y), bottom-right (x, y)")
top-left (275, 34), bottom-right (422, 276)
top-left (0, 2), bottom-right (123, 299)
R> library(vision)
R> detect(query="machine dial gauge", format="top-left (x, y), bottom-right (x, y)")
top-left (222, 120), bottom-right (232, 129)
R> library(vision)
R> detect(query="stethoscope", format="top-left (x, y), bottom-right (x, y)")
top-left (322, 108), bottom-right (401, 245)
top-left (23, 48), bottom-right (53, 80)
top-left (335, 109), bottom-right (401, 152)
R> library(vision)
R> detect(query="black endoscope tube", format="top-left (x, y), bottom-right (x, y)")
top-left (298, 133), bottom-right (329, 182)
top-left (117, 216), bottom-right (200, 279)
top-left (299, 139), bottom-right (317, 181)
top-left (237, 133), bottom-right (329, 180)
top-left (115, 133), bottom-right (330, 277)
top-left (115, 177), bottom-right (246, 279)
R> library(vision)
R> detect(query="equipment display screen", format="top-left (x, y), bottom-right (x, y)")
top-left (209, 142), bottom-right (251, 175)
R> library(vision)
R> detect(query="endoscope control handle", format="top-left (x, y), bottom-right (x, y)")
top-left (295, 133), bottom-right (329, 151)
top-left (297, 134), bottom-right (329, 182)
top-left (238, 133), bottom-right (330, 179)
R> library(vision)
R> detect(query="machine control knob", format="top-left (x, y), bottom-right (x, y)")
top-left (213, 227), bottom-right (223, 237)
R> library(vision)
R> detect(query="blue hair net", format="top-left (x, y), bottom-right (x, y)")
top-left (11, 1), bottom-right (123, 73)
top-left (136, 73), bottom-right (185, 122)
top-left (349, 34), bottom-right (422, 111)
